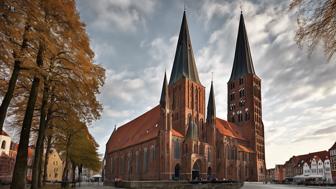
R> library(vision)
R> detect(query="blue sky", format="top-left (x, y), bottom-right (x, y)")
top-left (76, 0), bottom-right (336, 168)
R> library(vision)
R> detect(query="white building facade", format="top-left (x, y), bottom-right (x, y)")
top-left (301, 157), bottom-right (333, 183)
top-left (0, 131), bottom-right (11, 156)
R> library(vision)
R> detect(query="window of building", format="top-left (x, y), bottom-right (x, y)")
top-left (127, 153), bottom-right (131, 174)
top-left (111, 157), bottom-right (113, 174)
top-left (230, 93), bottom-right (235, 101)
top-left (238, 111), bottom-right (243, 122)
top-left (120, 156), bottom-right (124, 174)
top-left (193, 143), bottom-right (197, 153)
top-left (1, 141), bottom-right (6, 149)
top-left (239, 89), bottom-right (245, 97)
top-left (143, 148), bottom-right (148, 172)
top-left (245, 111), bottom-right (250, 121)
top-left (239, 78), bottom-right (244, 85)
top-left (230, 82), bottom-right (235, 89)
top-left (136, 151), bottom-right (140, 174)
top-left (150, 145), bottom-right (155, 161)
top-left (174, 139), bottom-right (180, 159)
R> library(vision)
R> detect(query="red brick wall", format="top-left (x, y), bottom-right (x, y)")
top-left (0, 155), bottom-right (15, 183)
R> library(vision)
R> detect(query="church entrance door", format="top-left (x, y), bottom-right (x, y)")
top-left (192, 160), bottom-right (201, 180)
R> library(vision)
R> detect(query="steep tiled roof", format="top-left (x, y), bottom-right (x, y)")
top-left (229, 12), bottom-right (255, 81)
top-left (169, 11), bottom-right (201, 85)
top-left (107, 105), bottom-right (161, 153)
top-left (292, 151), bottom-right (329, 167)
top-left (215, 118), bottom-right (245, 140)
top-left (172, 129), bottom-right (183, 138)
top-left (238, 144), bottom-right (254, 153)
top-left (0, 130), bottom-right (9, 136)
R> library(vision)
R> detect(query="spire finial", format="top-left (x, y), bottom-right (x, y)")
top-left (240, 1), bottom-right (243, 14)
top-left (211, 72), bottom-right (213, 83)
top-left (184, 0), bottom-right (186, 12)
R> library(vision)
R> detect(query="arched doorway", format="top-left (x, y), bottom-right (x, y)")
top-left (174, 164), bottom-right (180, 179)
top-left (192, 160), bottom-right (201, 180)
top-left (207, 167), bottom-right (212, 176)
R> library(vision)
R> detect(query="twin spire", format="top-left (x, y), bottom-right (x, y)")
top-left (161, 10), bottom-right (254, 122)
top-left (169, 11), bottom-right (201, 85)
top-left (229, 12), bottom-right (255, 81)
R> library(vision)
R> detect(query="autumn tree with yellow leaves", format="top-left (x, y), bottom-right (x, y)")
top-left (0, 1), bottom-right (105, 189)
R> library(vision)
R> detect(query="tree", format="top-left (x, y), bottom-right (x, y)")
top-left (52, 111), bottom-right (100, 188)
top-left (0, 0), bottom-right (35, 131)
top-left (290, 0), bottom-right (336, 61)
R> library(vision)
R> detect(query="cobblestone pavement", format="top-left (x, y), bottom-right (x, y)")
top-left (0, 182), bottom-right (124, 189)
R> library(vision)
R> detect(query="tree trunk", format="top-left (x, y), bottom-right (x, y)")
top-left (37, 141), bottom-right (44, 188)
top-left (31, 82), bottom-right (49, 189)
top-left (10, 77), bottom-right (41, 189)
top-left (0, 24), bottom-right (29, 131)
top-left (78, 164), bottom-right (82, 187)
top-left (71, 161), bottom-right (76, 187)
top-left (0, 61), bottom-right (20, 131)
top-left (10, 43), bottom-right (44, 189)
top-left (61, 135), bottom-right (71, 188)
top-left (43, 135), bottom-right (52, 185)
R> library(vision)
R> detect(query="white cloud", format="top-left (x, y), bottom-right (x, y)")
top-left (84, 0), bottom-right (157, 32)
top-left (77, 0), bottom-right (336, 168)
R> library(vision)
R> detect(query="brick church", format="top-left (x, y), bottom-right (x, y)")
top-left (105, 11), bottom-right (266, 182)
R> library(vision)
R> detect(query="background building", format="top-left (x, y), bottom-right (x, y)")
top-left (329, 142), bottom-right (336, 183)
top-left (0, 130), bottom-right (34, 183)
top-left (46, 149), bottom-right (63, 182)
top-left (105, 11), bottom-right (266, 183)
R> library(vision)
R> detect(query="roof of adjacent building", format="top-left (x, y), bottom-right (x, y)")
top-left (229, 12), bottom-right (255, 81)
top-left (287, 150), bottom-right (329, 168)
top-left (215, 118), bottom-right (246, 140)
top-left (106, 105), bottom-right (161, 153)
top-left (329, 142), bottom-right (336, 150)
top-left (0, 130), bottom-right (9, 137)
top-left (169, 11), bottom-right (201, 85)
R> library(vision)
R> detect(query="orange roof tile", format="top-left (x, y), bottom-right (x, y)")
top-left (215, 118), bottom-right (245, 140)
top-left (238, 144), bottom-right (254, 153)
top-left (172, 129), bottom-right (184, 138)
top-left (292, 150), bottom-right (329, 167)
top-left (107, 105), bottom-right (161, 153)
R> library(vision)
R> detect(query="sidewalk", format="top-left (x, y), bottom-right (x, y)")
top-left (0, 182), bottom-right (124, 189)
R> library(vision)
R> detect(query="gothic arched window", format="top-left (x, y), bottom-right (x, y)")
top-left (136, 151), bottom-right (140, 174)
top-left (143, 148), bottom-right (148, 172)
top-left (174, 139), bottom-right (180, 159)
top-left (1, 140), bottom-right (6, 149)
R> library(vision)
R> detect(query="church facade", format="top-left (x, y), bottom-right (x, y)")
top-left (105, 11), bottom-right (266, 182)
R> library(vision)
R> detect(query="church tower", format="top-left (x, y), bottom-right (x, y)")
top-left (168, 11), bottom-right (206, 138)
top-left (227, 12), bottom-right (266, 181)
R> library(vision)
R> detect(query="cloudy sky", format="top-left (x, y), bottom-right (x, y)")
top-left (76, 0), bottom-right (336, 168)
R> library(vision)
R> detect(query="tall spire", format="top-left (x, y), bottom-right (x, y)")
top-left (169, 11), bottom-right (201, 85)
top-left (206, 81), bottom-right (216, 124)
top-left (229, 12), bottom-right (255, 81)
top-left (160, 72), bottom-right (168, 108)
